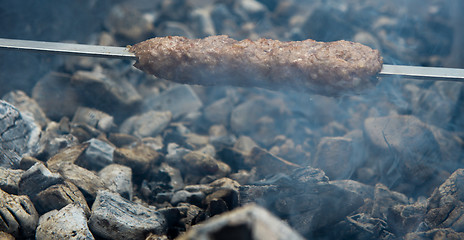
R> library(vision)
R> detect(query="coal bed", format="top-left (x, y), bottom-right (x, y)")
top-left (1, 0), bottom-right (464, 239)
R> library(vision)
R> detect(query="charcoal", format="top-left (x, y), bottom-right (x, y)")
top-left (364, 115), bottom-right (441, 190)
top-left (157, 21), bottom-right (195, 38)
top-left (0, 167), bottom-right (23, 194)
top-left (3, 90), bottom-right (49, 128)
top-left (0, 232), bottom-right (14, 240)
top-left (171, 190), bottom-right (206, 207)
top-left (98, 164), bottom-right (133, 200)
top-left (0, 188), bottom-right (38, 238)
top-left (330, 179), bottom-right (375, 200)
top-left (108, 133), bottom-right (140, 148)
top-left (142, 136), bottom-right (165, 151)
top-left (120, 110), bottom-right (172, 138)
top-left (35, 181), bottom-right (90, 216)
top-left (19, 156), bottom-right (42, 170)
top-left (177, 204), bottom-right (305, 240)
top-left (344, 213), bottom-right (395, 240)
top-left (425, 169), bottom-right (464, 230)
top-left (371, 183), bottom-right (409, 220)
top-left (113, 144), bottom-right (161, 178)
top-left (36, 121), bottom-right (79, 160)
top-left (72, 107), bottom-right (115, 132)
top-left (55, 163), bottom-right (106, 201)
top-left (104, 5), bottom-right (154, 42)
top-left (147, 162), bottom-right (184, 194)
top-left (143, 85), bottom-right (203, 120)
top-left (404, 228), bottom-right (464, 240)
top-left (203, 97), bottom-right (234, 125)
top-left (47, 143), bottom-right (89, 172)
top-left (313, 136), bottom-right (357, 180)
top-left (247, 147), bottom-right (301, 178)
top-left (32, 73), bottom-right (82, 120)
top-left (71, 69), bottom-right (142, 117)
top-left (76, 138), bottom-right (115, 171)
top-left (386, 199), bottom-right (427, 236)
top-left (18, 163), bottom-right (64, 200)
top-left (0, 100), bottom-right (41, 161)
top-left (35, 204), bottom-right (94, 240)
top-left (89, 190), bottom-right (167, 240)
top-left (190, 7), bottom-right (216, 38)
top-left (182, 151), bottom-right (231, 183)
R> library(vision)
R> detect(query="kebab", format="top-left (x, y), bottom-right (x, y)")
top-left (1, 37), bottom-right (463, 96)
top-left (130, 35), bottom-right (382, 96)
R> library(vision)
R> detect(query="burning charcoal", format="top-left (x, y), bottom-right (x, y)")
top-left (166, 143), bottom-right (191, 168)
top-left (89, 190), bottom-right (167, 240)
top-left (0, 167), bottom-right (23, 194)
top-left (143, 85), bottom-right (203, 120)
top-left (72, 107), bottom-right (115, 133)
top-left (203, 98), bottom-right (234, 125)
top-left (0, 188), bottom-right (38, 238)
top-left (76, 138), bottom-right (115, 171)
top-left (247, 147), bottom-right (301, 178)
top-left (35, 181), bottom-right (90, 216)
top-left (70, 69), bottom-right (142, 115)
top-left (120, 110), bottom-right (172, 138)
top-left (55, 163), bottom-right (106, 201)
top-left (184, 133), bottom-right (210, 149)
top-left (312, 136), bottom-right (358, 180)
top-left (35, 204), bottom-right (94, 240)
top-left (113, 144), bottom-right (161, 179)
top-left (98, 164), bottom-right (133, 201)
top-left (32, 73), bottom-right (82, 120)
top-left (234, 135), bottom-right (258, 154)
top-left (364, 115), bottom-right (441, 192)
top-left (205, 188), bottom-right (239, 217)
top-left (179, 203), bottom-right (203, 230)
top-left (3, 90), bottom-right (49, 129)
top-left (18, 163), bottom-right (64, 201)
top-left (404, 228), bottom-right (464, 240)
top-left (425, 169), bottom-right (464, 231)
top-left (177, 204), bottom-right (305, 240)
top-left (371, 183), bottom-right (409, 220)
top-left (190, 6), bottom-right (216, 38)
top-left (428, 125), bottom-right (464, 170)
top-left (0, 100), bottom-right (41, 162)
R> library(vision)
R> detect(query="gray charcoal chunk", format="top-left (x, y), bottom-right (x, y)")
top-left (18, 162), bottom-right (64, 199)
top-left (89, 190), bottom-right (167, 240)
top-left (143, 85), bottom-right (202, 120)
top-left (203, 98), bottom-right (234, 125)
top-left (0, 188), bottom-right (39, 238)
top-left (120, 110), bottom-right (172, 138)
top-left (3, 90), bottom-right (49, 129)
top-left (177, 204), bottom-right (305, 240)
top-left (77, 138), bottom-right (115, 171)
top-left (98, 164), bottom-right (133, 201)
top-left (36, 204), bottom-right (94, 240)
top-left (0, 100), bottom-right (41, 162)
top-left (0, 167), bottom-right (23, 194)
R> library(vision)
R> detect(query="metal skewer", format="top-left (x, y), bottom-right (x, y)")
top-left (1, 38), bottom-right (464, 81)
